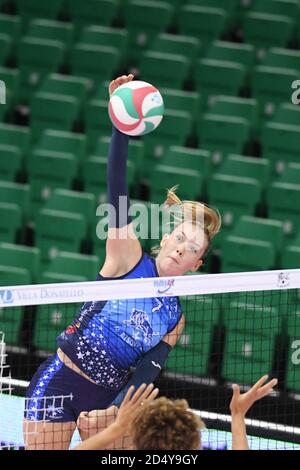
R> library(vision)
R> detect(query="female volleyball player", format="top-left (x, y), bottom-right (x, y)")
top-left (75, 375), bottom-right (278, 451)
top-left (23, 74), bottom-right (221, 450)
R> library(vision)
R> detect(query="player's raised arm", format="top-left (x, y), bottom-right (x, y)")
top-left (100, 74), bottom-right (142, 277)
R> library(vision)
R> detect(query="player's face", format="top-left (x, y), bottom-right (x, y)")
top-left (156, 222), bottom-right (208, 276)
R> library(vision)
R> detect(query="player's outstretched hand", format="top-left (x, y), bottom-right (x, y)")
top-left (114, 383), bottom-right (159, 433)
top-left (230, 375), bottom-right (278, 417)
top-left (109, 74), bottom-right (134, 97)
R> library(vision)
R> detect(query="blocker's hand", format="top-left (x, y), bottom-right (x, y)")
top-left (109, 74), bottom-right (134, 97)
top-left (230, 375), bottom-right (278, 417)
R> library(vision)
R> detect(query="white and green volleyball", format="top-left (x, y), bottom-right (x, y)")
top-left (108, 80), bottom-right (164, 136)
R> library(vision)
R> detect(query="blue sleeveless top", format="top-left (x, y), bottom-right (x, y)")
top-left (57, 253), bottom-right (182, 391)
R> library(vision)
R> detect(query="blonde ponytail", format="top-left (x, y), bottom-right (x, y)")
top-left (164, 186), bottom-right (221, 240)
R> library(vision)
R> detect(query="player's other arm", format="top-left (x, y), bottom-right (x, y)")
top-left (74, 384), bottom-right (158, 450)
top-left (230, 375), bottom-right (278, 450)
top-left (110, 315), bottom-right (185, 407)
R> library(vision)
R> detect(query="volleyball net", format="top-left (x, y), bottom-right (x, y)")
top-left (0, 268), bottom-right (300, 450)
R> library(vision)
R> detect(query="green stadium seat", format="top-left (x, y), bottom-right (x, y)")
top-left (66, 0), bottom-right (118, 34)
top-left (27, 152), bottom-right (78, 218)
top-left (208, 96), bottom-right (259, 138)
top-left (282, 234), bottom-right (300, 269)
top-left (33, 74), bottom-right (90, 133)
top-left (35, 208), bottom-right (87, 265)
top-left (242, 12), bottom-right (293, 59)
top-left (27, 128), bottom-right (86, 215)
top-left (160, 88), bottom-right (201, 125)
top-left (44, 189), bottom-right (96, 229)
top-left (187, 0), bottom-right (237, 11)
top-left (16, 0), bottom-right (63, 25)
top-left (150, 33), bottom-right (201, 63)
top-left (273, 103), bottom-right (300, 126)
top-left (0, 123), bottom-right (30, 180)
top-left (83, 156), bottom-right (135, 203)
top-left (84, 99), bottom-right (111, 150)
top-left (195, 59), bottom-right (246, 106)
top-left (0, 249), bottom-right (27, 343)
top-left (79, 25), bottom-right (128, 65)
top-left (266, 163), bottom-right (300, 238)
top-left (252, 0), bottom-right (299, 24)
top-left (0, 67), bottom-right (20, 122)
top-left (166, 295), bottom-right (220, 376)
top-left (252, 66), bottom-right (298, 120)
top-left (143, 109), bottom-right (193, 177)
top-left (30, 93), bottom-right (79, 141)
top-left (94, 135), bottom-right (144, 180)
top-left (219, 154), bottom-right (270, 186)
top-left (0, 202), bottom-right (21, 243)
top-left (40, 251), bottom-right (99, 283)
top-left (235, 0), bottom-right (253, 24)
top-left (123, 0), bottom-right (174, 61)
top-left (162, 146), bottom-right (211, 179)
top-left (206, 40), bottom-right (255, 71)
top-left (208, 155), bottom-right (269, 246)
top-left (178, 5), bottom-right (227, 51)
top-left (70, 43), bottom-right (120, 92)
top-left (0, 33), bottom-right (12, 66)
top-left (296, 17), bottom-right (300, 47)
top-left (0, 146), bottom-right (22, 186)
top-left (0, 180), bottom-right (30, 223)
top-left (27, 18), bottom-right (74, 50)
top-left (139, 51), bottom-right (190, 90)
top-left (0, 242), bottom-right (40, 282)
top-left (222, 215), bottom-right (284, 272)
top-left (150, 164), bottom-right (203, 204)
top-left (39, 73), bottom-right (89, 101)
top-left (17, 37), bottom-right (65, 102)
top-left (286, 307), bottom-right (300, 392)
top-left (0, 265), bottom-right (31, 287)
top-left (261, 122), bottom-right (300, 175)
top-left (223, 300), bottom-right (280, 384)
top-left (0, 14), bottom-right (21, 47)
top-left (187, 0), bottom-right (239, 30)
top-left (33, 302), bottom-right (81, 352)
top-left (263, 47), bottom-right (300, 70)
top-left (33, 129), bottom-right (87, 163)
top-left (0, 304), bottom-right (24, 346)
top-left (198, 114), bottom-right (249, 168)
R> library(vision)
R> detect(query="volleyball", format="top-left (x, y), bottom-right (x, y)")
top-left (108, 80), bottom-right (164, 136)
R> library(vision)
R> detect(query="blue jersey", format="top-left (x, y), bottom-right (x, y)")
top-left (57, 253), bottom-right (182, 391)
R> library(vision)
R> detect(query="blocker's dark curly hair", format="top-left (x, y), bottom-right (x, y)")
top-left (131, 397), bottom-right (205, 450)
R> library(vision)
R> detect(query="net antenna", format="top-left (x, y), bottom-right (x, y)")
top-left (0, 331), bottom-right (12, 394)
top-left (0, 331), bottom-right (14, 449)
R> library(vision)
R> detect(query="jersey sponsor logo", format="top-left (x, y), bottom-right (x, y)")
top-left (65, 322), bottom-right (81, 334)
top-left (154, 279), bottom-right (175, 294)
top-left (0, 290), bottom-right (13, 305)
top-left (124, 309), bottom-right (154, 345)
top-left (151, 361), bottom-right (161, 370)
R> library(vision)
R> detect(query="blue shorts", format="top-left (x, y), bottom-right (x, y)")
top-left (24, 354), bottom-right (121, 423)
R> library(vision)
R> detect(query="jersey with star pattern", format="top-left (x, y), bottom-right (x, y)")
top-left (57, 253), bottom-right (182, 390)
